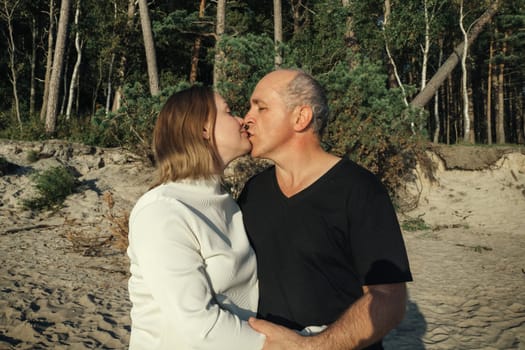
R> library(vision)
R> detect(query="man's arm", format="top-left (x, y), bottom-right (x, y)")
top-left (249, 282), bottom-right (407, 350)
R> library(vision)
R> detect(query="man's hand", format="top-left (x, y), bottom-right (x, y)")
top-left (249, 317), bottom-right (310, 350)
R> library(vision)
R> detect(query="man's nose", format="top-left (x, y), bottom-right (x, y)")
top-left (243, 110), bottom-right (255, 124)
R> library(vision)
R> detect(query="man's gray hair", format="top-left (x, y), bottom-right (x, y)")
top-left (282, 69), bottom-right (329, 136)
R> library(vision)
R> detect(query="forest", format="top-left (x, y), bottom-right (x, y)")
top-left (1, 0), bottom-right (524, 188)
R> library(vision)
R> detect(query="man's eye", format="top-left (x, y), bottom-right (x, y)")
top-left (258, 107), bottom-right (267, 111)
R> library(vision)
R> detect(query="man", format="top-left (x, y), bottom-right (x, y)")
top-left (238, 69), bottom-right (412, 350)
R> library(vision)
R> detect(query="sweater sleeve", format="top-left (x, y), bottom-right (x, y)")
top-left (129, 199), bottom-right (264, 350)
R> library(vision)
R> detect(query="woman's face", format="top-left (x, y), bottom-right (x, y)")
top-left (211, 93), bottom-right (252, 167)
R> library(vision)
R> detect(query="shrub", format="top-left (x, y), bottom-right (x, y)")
top-left (214, 34), bottom-right (274, 116)
top-left (319, 61), bottom-right (425, 193)
top-left (26, 150), bottom-right (39, 163)
top-left (401, 216), bottom-right (431, 232)
top-left (22, 166), bottom-right (78, 211)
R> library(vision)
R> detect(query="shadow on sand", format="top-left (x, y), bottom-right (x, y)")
top-left (383, 298), bottom-right (427, 349)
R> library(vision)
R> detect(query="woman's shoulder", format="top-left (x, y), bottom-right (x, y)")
top-left (130, 184), bottom-right (186, 221)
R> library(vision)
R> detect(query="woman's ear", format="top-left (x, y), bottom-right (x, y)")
top-left (203, 122), bottom-right (211, 140)
top-left (293, 105), bottom-right (314, 132)
top-left (203, 128), bottom-right (210, 140)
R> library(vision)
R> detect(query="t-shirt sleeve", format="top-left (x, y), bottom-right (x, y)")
top-left (129, 199), bottom-right (264, 350)
top-left (348, 179), bottom-right (413, 285)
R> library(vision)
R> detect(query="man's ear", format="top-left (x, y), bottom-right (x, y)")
top-left (293, 106), bottom-right (313, 132)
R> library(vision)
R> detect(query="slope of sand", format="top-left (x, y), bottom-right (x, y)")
top-left (1, 140), bottom-right (524, 349)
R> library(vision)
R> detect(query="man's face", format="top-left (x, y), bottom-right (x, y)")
top-left (244, 71), bottom-right (297, 159)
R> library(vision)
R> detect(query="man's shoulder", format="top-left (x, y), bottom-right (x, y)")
top-left (333, 157), bottom-right (380, 183)
top-left (245, 165), bottom-right (275, 186)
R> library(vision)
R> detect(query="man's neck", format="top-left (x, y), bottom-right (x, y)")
top-left (273, 147), bottom-right (341, 198)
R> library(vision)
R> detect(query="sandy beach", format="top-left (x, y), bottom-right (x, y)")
top-left (1, 140), bottom-right (524, 349)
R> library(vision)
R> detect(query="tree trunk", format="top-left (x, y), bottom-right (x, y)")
top-left (383, 0), bottom-right (408, 105)
top-left (433, 37), bottom-right (444, 143)
top-left (459, 1), bottom-right (473, 143)
top-left (515, 91), bottom-right (525, 145)
top-left (495, 33), bottom-right (507, 144)
top-left (189, 0), bottom-right (206, 84)
top-left (467, 87), bottom-right (475, 142)
top-left (45, 0), bottom-right (71, 134)
top-left (106, 54), bottom-right (115, 114)
top-left (291, 0), bottom-right (305, 35)
top-left (138, 0), bottom-right (160, 96)
top-left (59, 45), bottom-right (70, 116)
top-left (515, 86), bottom-right (524, 144)
top-left (341, 0), bottom-right (359, 69)
top-left (384, 0), bottom-right (398, 89)
top-left (213, 0), bottom-right (226, 88)
top-left (486, 37), bottom-right (494, 144)
top-left (30, 16), bottom-right (37, 116)
top-left (273, 0), bottom-right (283, 68)
top-left (410, 1), bottom-right (501, 109)
top-left (421, 0), bottom-right (430, 92)
top-left (446, 75), bottom-right (452, 144)
top-left (66, 0), bottom-right (82, 120)
top-left (40, 0), bottom-right (55, 121)
top-left (2, 0), bottom-right (22, 131)
top-left (112, 0), bottom-right (136, 112)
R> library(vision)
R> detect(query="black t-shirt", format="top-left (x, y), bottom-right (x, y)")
top-left (238, 157), bottom-right (412, 349)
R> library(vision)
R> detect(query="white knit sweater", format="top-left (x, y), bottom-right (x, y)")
top-left (127, 178), bottom-right (264, 350)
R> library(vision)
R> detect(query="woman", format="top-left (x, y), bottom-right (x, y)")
top-left (127, 86), bottom-right (264, 349)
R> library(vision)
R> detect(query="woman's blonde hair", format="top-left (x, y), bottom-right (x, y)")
top-left (151, 86), bottom-right (221, 187)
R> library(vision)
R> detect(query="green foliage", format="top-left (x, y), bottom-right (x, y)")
top-left (401, 216), bottom-right (431, 232)
top-left (215, 34), bottom-right (274, 115)
top-left (286, 2), bottom-right (349, 74)
top-left (22, 166), bottom-right (78, 211)
top-left (87, 81), bottom-right (191, 154)
top-left (0, 113), bottom-right (48, 141)
top-left (26, 150), bottom-right (39, 163)
top-left (319, 61), bottom-right (424, 191)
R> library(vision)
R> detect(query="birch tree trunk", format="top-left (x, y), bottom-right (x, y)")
top-left (40, 0), bottom-right (55, 121)
top-left (2, 0), bottom-right (22, 131)
top-left (66, 0), bottom-right (82, 120)
top-left (189, 0), bottom-right (206, 84)
top-left (410, 1), bottom-right (501, 109)
top-left (273, 0), bottom-right (283, 68)
top-left (45, 0), bottom-right (71, 134)
top-left (106, 54), bottom-right (115, 114)
top-left (433, 37), bottom-right (443, 143)
top-left (384, 0), bottom-right (398, 89)
top-left (459, 0), bottom-right (473, 143)
top-left (421, 0), bottom-right (430, 92)
top-left (383, 0), bottom-right (408, 105)
top-left (213, 0), bottom-right (226, 88)
top-left (138, 0), bottom-right (160, 96)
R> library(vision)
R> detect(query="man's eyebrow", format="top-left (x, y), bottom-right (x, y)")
top-left (251, 98), bottom-right (266, 105)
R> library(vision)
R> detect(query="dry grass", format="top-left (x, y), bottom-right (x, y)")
top-left (102, 191), bottom-right (129, 252)
top-left (63, 191), bottom-right (129, 256)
